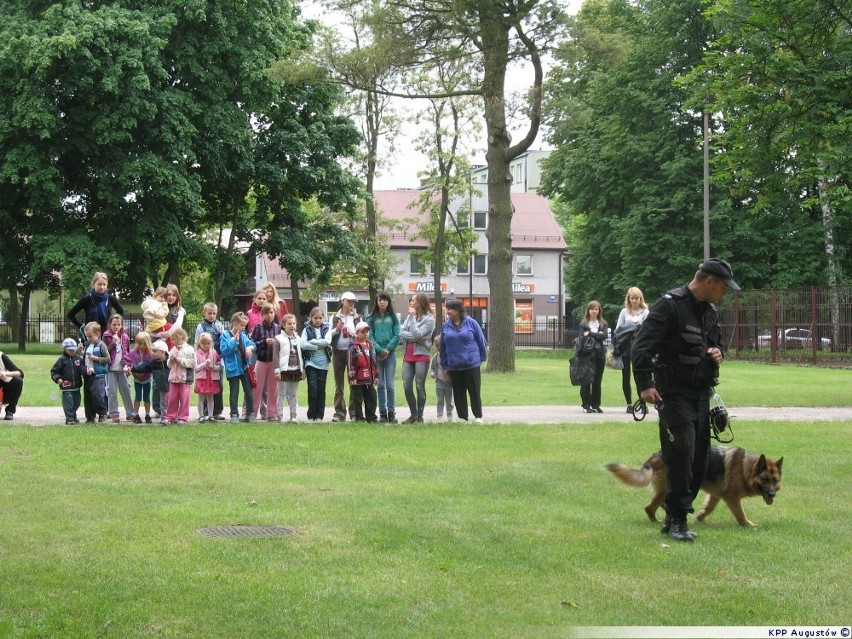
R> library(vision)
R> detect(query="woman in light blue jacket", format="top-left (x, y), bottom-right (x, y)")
top-left (398, 293), bottom-right (435, 424)
top-left (439, 298), bottom-right (487, 424)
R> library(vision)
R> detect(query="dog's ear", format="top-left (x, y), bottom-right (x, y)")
top-left (776, 457), bottom-right (783, 471)
top-left (755, 454), bottom-right (767, 474)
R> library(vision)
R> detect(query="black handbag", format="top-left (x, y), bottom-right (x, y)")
top-left (569, 354), bottom-right (595, 386)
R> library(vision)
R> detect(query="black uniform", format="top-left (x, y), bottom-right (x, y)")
top-left (631, 284), bottom-right (723, 520)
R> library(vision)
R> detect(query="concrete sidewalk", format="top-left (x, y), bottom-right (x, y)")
top-left (5, 404), bottom-right (852, 426)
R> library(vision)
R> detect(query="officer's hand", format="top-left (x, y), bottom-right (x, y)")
top-left (707, 347), bottom-right (723, 364)
top-left (640, 388), bottom-right (661, 404)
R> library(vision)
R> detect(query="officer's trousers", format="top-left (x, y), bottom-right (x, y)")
top-left (658, 391), bottom-right (711, 518)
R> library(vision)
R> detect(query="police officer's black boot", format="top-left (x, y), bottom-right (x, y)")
top-left (660, 514), bottom-right (671, 534)
top-left (668, 518), bottom-right (698, 542)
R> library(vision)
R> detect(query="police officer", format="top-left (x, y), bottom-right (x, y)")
top-left (631, 258), bottom-right (741, 542)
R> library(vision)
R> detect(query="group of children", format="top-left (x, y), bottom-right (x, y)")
top-left (50, 285), bottom-right (454, 426)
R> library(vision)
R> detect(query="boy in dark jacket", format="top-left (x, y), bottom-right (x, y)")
top-left (51, 338), bottom-right (87, 425)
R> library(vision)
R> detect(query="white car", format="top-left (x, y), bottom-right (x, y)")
top-left (757, 328), bottom-right (831, 350)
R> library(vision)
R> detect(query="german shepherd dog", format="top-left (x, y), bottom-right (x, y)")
top-left (606, 446), bottom-right (783, 527)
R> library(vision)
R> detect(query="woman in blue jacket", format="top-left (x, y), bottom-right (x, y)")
top-left (439, 298), bottom-right (487, 424)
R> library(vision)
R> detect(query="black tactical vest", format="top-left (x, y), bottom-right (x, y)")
top-left (654, 285), bottom-right (721, 390)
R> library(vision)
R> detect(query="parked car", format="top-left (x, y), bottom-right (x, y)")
top-left (757, 328), bottom-right (831, 350)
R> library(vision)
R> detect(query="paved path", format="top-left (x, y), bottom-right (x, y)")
top-left (5, 405), bottom-right (851, 426)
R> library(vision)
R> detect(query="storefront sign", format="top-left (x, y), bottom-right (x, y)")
top-left (513, 282), bottom-right (536, 294)
top-left (409, 281), bottom-right (449, 293)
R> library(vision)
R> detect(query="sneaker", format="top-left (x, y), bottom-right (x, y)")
top-left (144, 415), bottom-right (152, 424)
top-left (111, 415), bottom-right (120, 423)
top-left (198, 416), bottom-right (208, 424)
top-left (474, 417), bottom-right (483, 425)
top-left (98, 415), bottom-right (108, 423)
top-left (161, 420), bottom-right (172, 426)
top-left (331, 415), bottom-right (343, 423)
top-left (593, 406), bottom-right (603, 413)
top-left (626, 405), bottom-right (634, 414)
top-left (266, 416), bottom-right (278, 422)
top-left (132, 415), bottom-right (143, 424)
top-left (289, 417), bottom-right (298, 423)
top-left (66, 419), bottom-right (76, 425)
top-left (240, 416), bottom-right (250, 423)
top-left (3, 412), bottom-right (13, 421)
top-left (230, 415), bottom-right (239, 423)
top-left (213, 414), bottom-right (226, 421)
top-left (177, 420), bottom-right (188, 425)
top-left (447, 414), bottom-right (454, 422)
top-left (387, 413), bottom-right (398, 424)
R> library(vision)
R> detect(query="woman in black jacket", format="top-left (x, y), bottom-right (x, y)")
top-left (67, 272), bottom-right (124, 337)
top-left (579, 300), bottom-right (608, 413)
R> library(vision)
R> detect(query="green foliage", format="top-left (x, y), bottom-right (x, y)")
top-left (542, 0), bottom-right (850, 309)
top-left (685, 0), bottom-right (851, 286)
top-left (542, 0), bottom-right (722, 310)
top-left (0, 0), bottom-right (363, 318)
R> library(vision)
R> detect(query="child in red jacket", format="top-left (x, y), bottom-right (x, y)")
top-left (347, 322), bottom-right (378, 422)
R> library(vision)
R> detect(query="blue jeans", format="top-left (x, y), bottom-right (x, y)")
top-left (377, 352), bottom-right (397, 416)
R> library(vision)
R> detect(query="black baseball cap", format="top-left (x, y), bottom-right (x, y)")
top-left (699, 258), bottom-right (741, 291)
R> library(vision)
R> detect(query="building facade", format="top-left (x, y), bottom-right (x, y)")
top-left (251, 150), bottom-right (568, 330)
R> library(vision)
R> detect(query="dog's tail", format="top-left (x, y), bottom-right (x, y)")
top-left (605, 453), bottom-right (662, 488)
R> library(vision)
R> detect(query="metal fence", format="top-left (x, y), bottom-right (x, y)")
top-left (5, 286), bottom-right (851, 366)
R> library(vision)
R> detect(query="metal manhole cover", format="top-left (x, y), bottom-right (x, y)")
top-left (196, 525), bottom-right (299, 538)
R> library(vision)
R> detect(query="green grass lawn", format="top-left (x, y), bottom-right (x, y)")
top-left (1, 419), bottom-right (849, 637)
top-left (5, 346), bottom-right (850, 410)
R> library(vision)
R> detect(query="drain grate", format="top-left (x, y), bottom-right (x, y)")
top-left (196, 525), bottom-right (299, 538)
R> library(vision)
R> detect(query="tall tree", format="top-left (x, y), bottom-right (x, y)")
top-left (325, 0), bottom-right (564, 371)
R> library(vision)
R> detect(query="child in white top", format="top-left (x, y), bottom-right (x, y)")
top-left (273, 314), bottom-right (304, 423)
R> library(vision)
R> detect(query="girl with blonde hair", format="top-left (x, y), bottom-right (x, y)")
top-left (615, 287), bottom-right (649, 413)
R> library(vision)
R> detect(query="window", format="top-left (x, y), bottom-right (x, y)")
top-left (473, 210), bottom-right (487, 229)
top-left (457, 210), bottom-right (470, 227)
top-left (410, 255), bottom-right (431, 275)
top-left (473, 254), bottom-right (487, 275)
top-left (457, 260), bottom-right (469, 275)
top-left (515, 254), bottom-right (533, 276)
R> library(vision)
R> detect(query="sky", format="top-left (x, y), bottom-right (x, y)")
top-left (299, 0), bottom-right (584, 190)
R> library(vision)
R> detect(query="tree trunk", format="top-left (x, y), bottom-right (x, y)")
top-left (480, 14), bottom-right (515, 372)
top-left (817, 165), bottom-right (840, 350)
top-left (433, 185), bottom-right (450, 329)
top-left (8, 287), bottom-right (20, 348)
top-left (17, 289), bottom-right (30, 352)
top-left (290, 279), bottom-right (302, 329)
